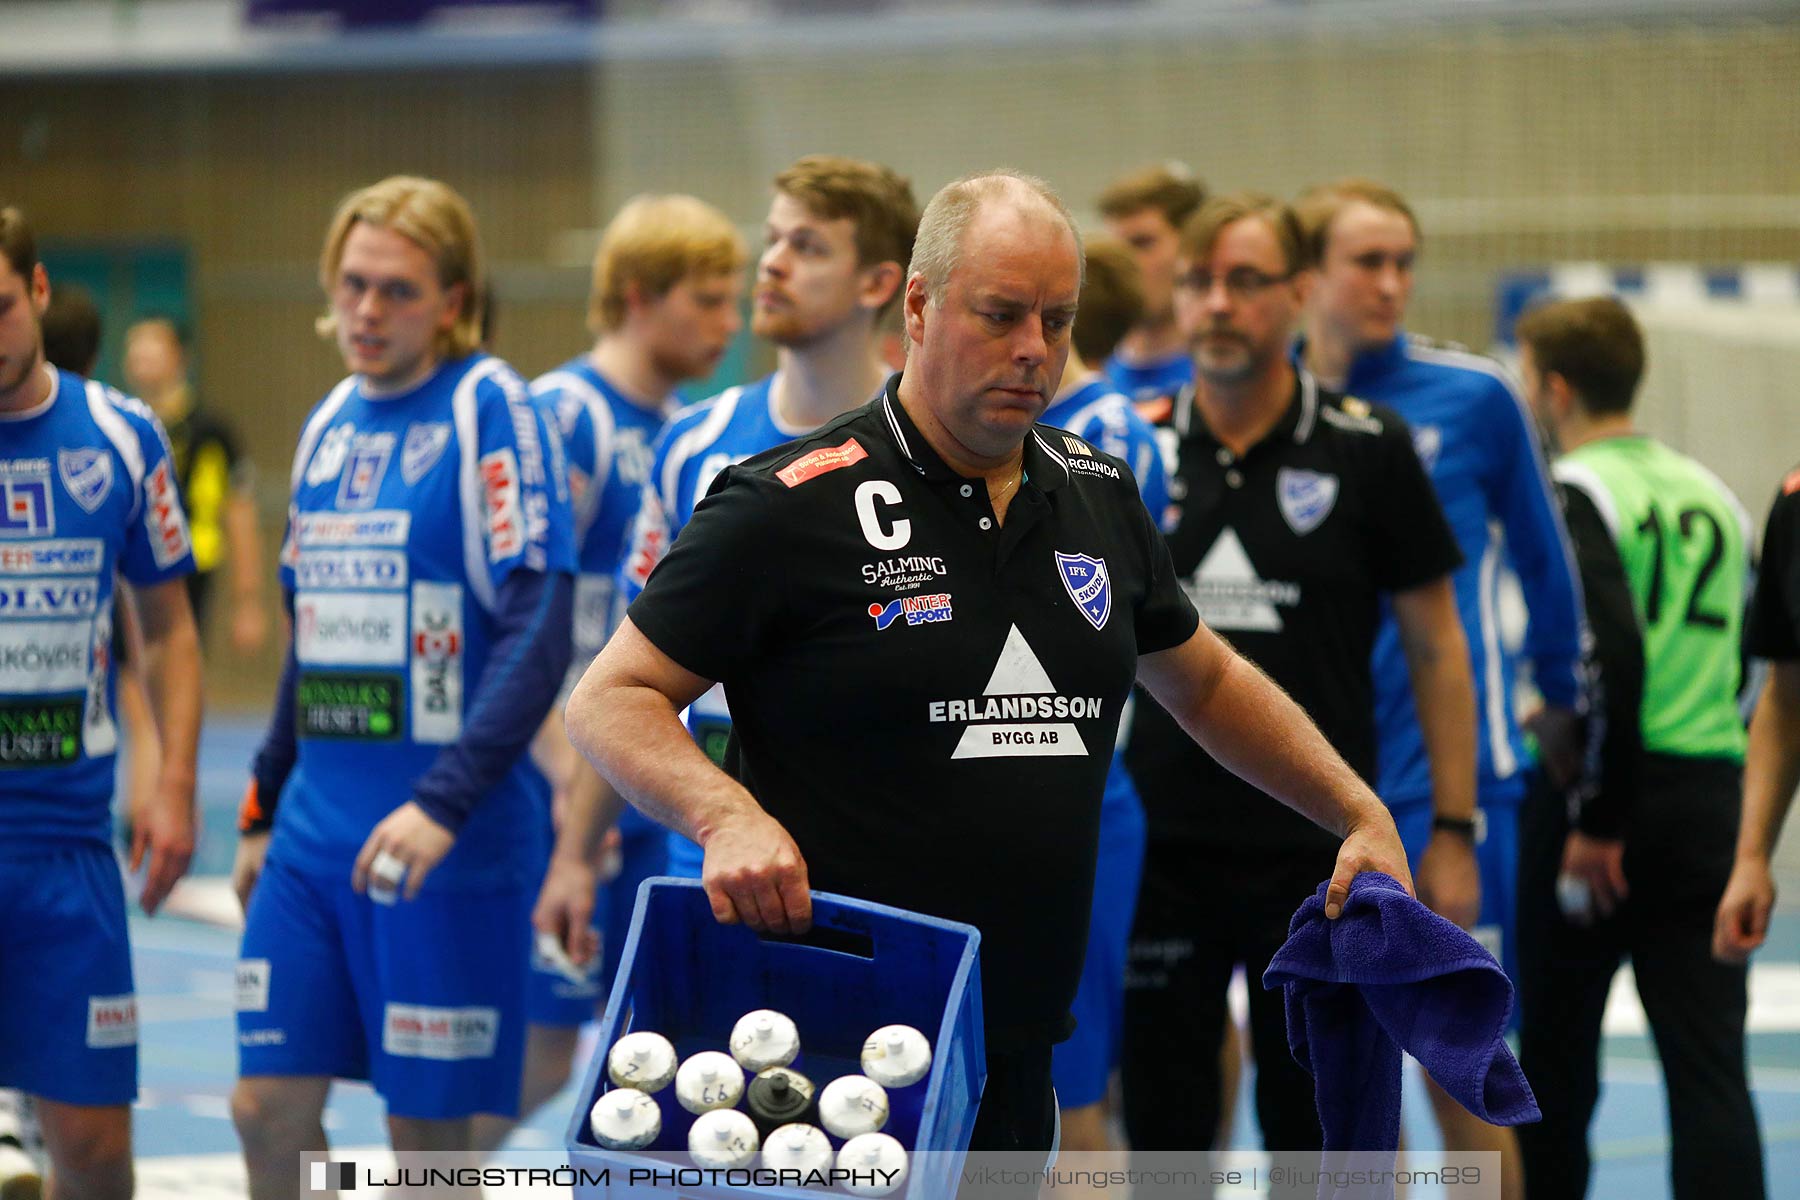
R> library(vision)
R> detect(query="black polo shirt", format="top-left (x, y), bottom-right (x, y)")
top-left (627, 374), bottom-right (1199, 1047)
top-left (1748, 471), bottom-right (1800, 659)
top-left (1126, 369), bottom-right (1460, 853)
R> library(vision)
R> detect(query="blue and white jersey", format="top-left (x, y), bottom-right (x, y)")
top-left (273, 352), bottom-right (572, 888)
top-left (530, 381), bottom-right (576, 574)
top-left (532, 357), bottom-right (672, 845)
top-left (1042, 378), bottom-right (1173, 530)
top-left (531, 358), bottom-right (674, 677)
top-left (1102, 349), bottom-right (1193, 409)
top-left (1341, 333), bottom-right (1585, 807)
top-left (619, 373), bottom-right (811, 762)
top-left (503, 363), bottom-right (578, 844)
top-left (0, 367), bottom-right (195, 845)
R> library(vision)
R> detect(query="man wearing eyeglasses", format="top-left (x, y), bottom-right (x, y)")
top-left (1121, 193), bottom-right (1474, 1174)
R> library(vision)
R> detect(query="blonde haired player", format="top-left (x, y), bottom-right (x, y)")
top-left (230, 177), bottom-right (574, 1192)
top-left (475, 193), bottom-right (747, 1152)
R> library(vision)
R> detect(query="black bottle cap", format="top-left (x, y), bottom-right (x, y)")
top-left (747, 1067), bottom-right (815, 1137)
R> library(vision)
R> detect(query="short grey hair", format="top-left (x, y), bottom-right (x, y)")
top-left (906, 169), bottom-right (1085, 305)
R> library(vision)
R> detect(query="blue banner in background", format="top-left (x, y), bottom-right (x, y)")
top-left (246, 0), bottom-right (597, 29)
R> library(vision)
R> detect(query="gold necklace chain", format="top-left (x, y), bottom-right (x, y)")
top-left (990, 465), bottom-right (1022, 505)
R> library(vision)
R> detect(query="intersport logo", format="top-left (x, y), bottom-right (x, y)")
top-left (0, 540), bottom-right (103, 575)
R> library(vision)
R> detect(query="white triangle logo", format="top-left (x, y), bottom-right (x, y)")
top-left (1186, 527), bottom-right (1285, 632)
top-left (948, 624), bottom-right (1089, 760)
top-left (982, 624), bottom-right (1058, 695)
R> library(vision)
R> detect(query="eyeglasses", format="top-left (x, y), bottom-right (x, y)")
top-left (1175, 268), bottom-right (1295, 300)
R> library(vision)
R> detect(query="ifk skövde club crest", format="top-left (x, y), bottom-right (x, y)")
top-left (1276, 468), bottom-right (1339, 536)
top-left (1055, 551), bottom-right (1112, 631)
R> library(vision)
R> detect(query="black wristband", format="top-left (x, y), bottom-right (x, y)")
top-left (1432, 814), bottom-right (1477, 839)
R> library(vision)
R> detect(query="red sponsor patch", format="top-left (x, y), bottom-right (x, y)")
top-left (480, 449), bottom-right (524, 561)
top-left (414, 629), bottom-right (461, 659)
top-left (625, 527), bottom-right (665, 587)
top-left (776, 438), bottom-right (868, 488)
top-left (144, 460), bottom-right (192, 568)
top-left (1783, 467), bottom-right (1800, 496)
top-left (382, 1002), bottom-right (499, 1061)
top-left (623, 491), bottom-right (669, 588)
top-left (87, 994), bottom-right (138, 1048)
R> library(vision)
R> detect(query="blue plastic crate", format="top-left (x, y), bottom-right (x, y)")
top-left (565, 877), bottom-right (985, 1200)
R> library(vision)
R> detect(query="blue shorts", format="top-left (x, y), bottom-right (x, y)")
top-left (1052, 758), bottom-right (1147, 1109)
top-left (527, 822), bottom-right (669, 1026)
top-left (0, 842), bottom-right (136, 1105)
top-left (236, 857), bottom-right (530, 1120)
top-left (1395, 795), bottom-right (1521, 1026)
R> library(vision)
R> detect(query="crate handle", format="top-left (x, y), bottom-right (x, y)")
top-left (759, 921), bottom-right (876, 960)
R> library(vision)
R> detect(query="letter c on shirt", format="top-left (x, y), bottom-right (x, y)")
top-left (854, 480), bottom-right (911, 551)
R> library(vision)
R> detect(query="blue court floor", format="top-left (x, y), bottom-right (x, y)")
top-left (117, 716), bottom-right (1800, 1197)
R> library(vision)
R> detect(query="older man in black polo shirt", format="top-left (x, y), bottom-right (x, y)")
top-left (566, 171), bottom-right (1413, 1152)
top-left (1122, 193), bottom-right (1474, 1169)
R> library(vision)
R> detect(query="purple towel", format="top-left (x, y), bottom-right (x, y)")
top-left (1263, 872), bottom-right (1539, 1165)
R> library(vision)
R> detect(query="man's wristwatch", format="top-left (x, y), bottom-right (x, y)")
top-left (1432, 814), bottom-right (1477, 839)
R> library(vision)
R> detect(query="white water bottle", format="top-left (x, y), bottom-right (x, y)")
top-left (589, 1088), bottom-right (661, 1150)
top-left (607, 1031), bottom-right (678, 1092)
top-left (731, 1009), bottom-right (800, 1071)
top-left (839, 1132), bottom-right (910, 1197)
top-left (861, 1024), bottom-right (931, 1088)
top-left (818, 1074), bottom-right (890, 1138)
top-left (688, 1108), bottom-right (760, 1169)
top-left (676, 1050), bottom-right (746, 1114)
top-left (761, 1123), bottom-right (834, 1178)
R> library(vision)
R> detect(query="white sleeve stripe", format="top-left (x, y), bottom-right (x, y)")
top-left (1295, 370), bottom-right (1319, 441)
top-left (1477, 531), bottom-right (1518, 779)
top-left (585, 391), bottom-right (617, 539)
top-left (1056, 390), bottom-right (1131, 440)
top-left (533, 370), bottom-right (613, 541)
top-left (1476, 532), bottom-right (1519, 780)
top-left (1403, 339), bottom-right (1519, 386)
top-left (662, 387), bottom-right (741, 516)
top-left (289, 377), bottom-right (359, 493)
top-left (84, 382), bottom-right (147, 519)
top-left (1411, 340), bottom-right (1590, 622)
top-left (882, 391), bottom-right (914, 462)
top-left (1172, 383), bottom-right (1195, 437)
top-left (1551, 459), bottom-right (1622, 541)
top-left (1030, 429), bottom-right (1072, 484)
top-left (533, 370), bottom-right (613, 493)
top-left (453, 360), bottom-right (504, 613)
